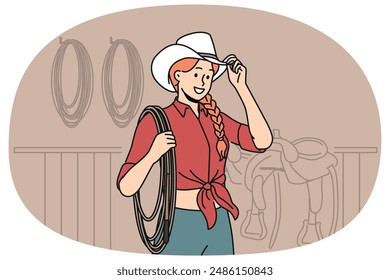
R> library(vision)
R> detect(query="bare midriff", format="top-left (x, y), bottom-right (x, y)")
top-left (176, 189), bottom-right (220, 210)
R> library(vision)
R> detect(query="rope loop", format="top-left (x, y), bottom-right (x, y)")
top-left (51, 37), bottom-right (94, 128)
top-left (102, 38), bottom-right (144, 128)
top-left (133, 106), bottom-right (176, 254)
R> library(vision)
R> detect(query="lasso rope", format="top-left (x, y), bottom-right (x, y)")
top-left (102, 38), bottom-right (143, 128)
top-left (51, 37), bottom-right (93, 128)
top-left (133, 106), bottom-right (176, 254)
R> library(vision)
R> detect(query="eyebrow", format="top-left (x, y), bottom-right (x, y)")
top-left (195, 67), bottom-right (213, 71)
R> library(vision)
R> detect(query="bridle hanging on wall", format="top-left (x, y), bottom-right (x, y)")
top-left (133, 105), bottom-right (177, 254)
top-left (102, 38), bottom-right (144, 128)
top-left (51, 37), bottom-right (94, 128)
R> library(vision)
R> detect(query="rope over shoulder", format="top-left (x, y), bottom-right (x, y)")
top-left (133, 105), bottom-right (176, 254)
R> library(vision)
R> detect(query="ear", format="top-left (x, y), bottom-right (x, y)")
top-left (174, 70), bottom-right (181, 81)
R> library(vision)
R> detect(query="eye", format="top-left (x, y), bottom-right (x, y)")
top-left (194, 73), bottom-right (198, 78)
top-left (206, 75), bottom-right (210, 80)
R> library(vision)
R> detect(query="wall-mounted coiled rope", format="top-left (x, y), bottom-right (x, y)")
top-left (133, 106), bottom-right (176, 254)
top-left (51, 37), bottom-right (93, 128)
top-left (102, 38), bottom-right (143, 128)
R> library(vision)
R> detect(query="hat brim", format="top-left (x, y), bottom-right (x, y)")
top-left (151, 44), bottom-right (226, 92)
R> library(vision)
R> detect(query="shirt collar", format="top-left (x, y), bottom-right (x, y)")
top-left (173, 98), bottom-right (208, 117)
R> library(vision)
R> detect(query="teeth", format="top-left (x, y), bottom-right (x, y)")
top-left (194, 87), bottom-right (205, 94)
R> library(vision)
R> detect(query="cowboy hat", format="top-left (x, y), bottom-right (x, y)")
top-left (151, 32), bottom-right (227, 92)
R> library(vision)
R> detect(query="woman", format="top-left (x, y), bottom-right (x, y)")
top-left (117, 32), bottom-right (273, 255)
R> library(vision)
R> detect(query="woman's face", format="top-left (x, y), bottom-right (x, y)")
top-left (175, 60), bottom-right (214, 102)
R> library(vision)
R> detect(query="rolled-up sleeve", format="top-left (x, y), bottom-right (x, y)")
top-left (222, 112), bottom-right (266, 153)
top-left (116, 113), bottom-right (157, 187)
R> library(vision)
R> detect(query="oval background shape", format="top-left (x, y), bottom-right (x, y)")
top-left (9, 5), bottom-right (381, 254)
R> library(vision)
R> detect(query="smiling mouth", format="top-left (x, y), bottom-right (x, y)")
top-left (194, 87), bottom-right (205, 94)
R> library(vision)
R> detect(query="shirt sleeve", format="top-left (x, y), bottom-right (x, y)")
top-left (221, 112), bottom-right (266, 153)
top-left (116, 113), bottom-right (158, 187)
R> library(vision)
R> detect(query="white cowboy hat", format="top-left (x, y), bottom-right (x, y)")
top-left (151, 32), bottom-right (227, 92)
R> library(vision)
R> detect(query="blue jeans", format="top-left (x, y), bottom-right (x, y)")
top-left (161, 207), bottom-right (234, 255)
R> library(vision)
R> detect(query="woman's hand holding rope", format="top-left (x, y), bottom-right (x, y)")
top-left (148, 131), bottom-right (176, 163)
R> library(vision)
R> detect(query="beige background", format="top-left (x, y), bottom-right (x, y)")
top-left (9, 5), bottom-right (380, 254)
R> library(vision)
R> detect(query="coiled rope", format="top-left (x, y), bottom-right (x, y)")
top-left (133, 106), bottom-right (176, 254)
top-left (51, 37), bottom-right (93, 128)
top-left (102, 38), bottom-right (143, 128)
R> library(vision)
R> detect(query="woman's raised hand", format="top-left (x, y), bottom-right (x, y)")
top-left (224, 54), bottom-right (247, 89)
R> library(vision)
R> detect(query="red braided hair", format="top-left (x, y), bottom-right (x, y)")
top-left (199, 94), bottom-right (227, 160)
top-left (169, 58), bottom-right (227, 160)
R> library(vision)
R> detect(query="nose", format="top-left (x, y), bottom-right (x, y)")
top-left (201, 74), bottom-right (205, 86)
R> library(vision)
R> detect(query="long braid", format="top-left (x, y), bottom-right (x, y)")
top-left (200, 94), bottom-right (227, 160)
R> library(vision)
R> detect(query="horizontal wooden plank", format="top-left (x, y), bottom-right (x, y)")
top-left (13, 147), bottom-right (122, 154)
